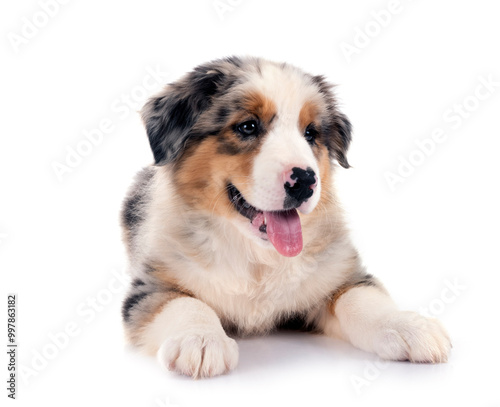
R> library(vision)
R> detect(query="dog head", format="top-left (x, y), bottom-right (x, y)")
top-left (141, 56), bottom-right (351, 257)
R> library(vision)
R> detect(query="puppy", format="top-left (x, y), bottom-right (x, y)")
top-left (121, 56), bottom-right (451, 378)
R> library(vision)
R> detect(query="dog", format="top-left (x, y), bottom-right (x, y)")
top-left (121, 56), bottom-right (451, 378)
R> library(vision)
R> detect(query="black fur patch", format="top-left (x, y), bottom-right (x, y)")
top-left (217, 139), bottom-right (240, 155)
top-left (145, 96), bottom-right (196, 164)
top-left (143, 264), bottom-right (155, 273)
top-left (221, 319), bottom-right (239, 336)
top-left (331, 272), bottom-right (378, 304)
top-left (225, 56), bottom-right (243, 68)
top-left (132, 278), bottom-right (145, 287)
top-left (123, 195), bottom-right (143, 229)
top-left (215, 106), bottom-right (231, 124)
top-left (332, 113), bottom-right (352, 168)
top-left (351, 273), bottom-right (376, 287)
top-left (122, 291), bottom-right (148, 322)
top-left (309, 74), bottom-right (352, 168)
top-left (310, 74), bottom-right (332, 96)
top-left (121, 167), bottom-right (154, 233)
top-left (277, 313), bottom-right (315, 332)
top-left (328, 271), bottom-right (380, 317)
top-left (142, 57), bottom-right (243, 165)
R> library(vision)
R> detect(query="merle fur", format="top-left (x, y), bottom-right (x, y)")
top-left (142, 57), bottom-right (352, 168)
top-left (122, 291), bottom-right (149, 322)
top-left (141, 57), bottom-right (243, 165)
top-left (121, 167), bottom-right (154, 235)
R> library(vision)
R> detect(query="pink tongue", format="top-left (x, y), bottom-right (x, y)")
top-left (265, 209), bottom-right (303, 257)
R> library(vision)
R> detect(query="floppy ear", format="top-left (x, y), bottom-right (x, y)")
top-left (331, 112), bottom-right (352, 168)
top-left (141, 61), bottom-right (235, 164)
top-left (310, 74), bottom-right (352, 168)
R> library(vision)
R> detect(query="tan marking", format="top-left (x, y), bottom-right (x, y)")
top-left (327, 284), bottom-right (353, 316)
top-left (174, 136), bottom-right (260, 220)
top-left (327, 273), bottom-right (384, 317)
top-left (299, 100), bottom-right (319, 130)
top-left (175, 91), bottom-right (276, 219)
top-left (240, 91), bottom-right (277, 125)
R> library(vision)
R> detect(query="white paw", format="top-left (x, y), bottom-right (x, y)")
top-left (157, 330), bottom-right (239, 378)
top-left (373, 311), bottom-right (451, 363)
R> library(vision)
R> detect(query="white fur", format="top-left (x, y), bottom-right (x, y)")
top-left (241, 63), bottom-right (326, 214)
top-left (142, 297), bottom-right (238, 378)
top-left (146, 178), bottom-right (356, 333)
top-left (135, 167), bottom-right (356, 335)
top-left (318, 286), bottom-right (451, 362)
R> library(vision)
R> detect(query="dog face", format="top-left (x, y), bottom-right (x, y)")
top-left (141, 57), bottom-right (351, 257)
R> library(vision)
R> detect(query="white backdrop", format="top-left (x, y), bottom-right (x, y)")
top-left (2, 0), bottom-right (500, 406)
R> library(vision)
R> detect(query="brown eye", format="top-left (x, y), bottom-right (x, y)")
top-left (304, 124), bottom-right (318, 143)
top-left (237, 120), bottom-right (259, 137)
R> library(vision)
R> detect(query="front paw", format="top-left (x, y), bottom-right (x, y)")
top-left (157, 330), bottom-right (239, 378)
top-left (373, 311), bottom-right (451, 363)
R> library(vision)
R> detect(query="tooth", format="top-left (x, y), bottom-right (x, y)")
top-left (264, 216), bottom-right (267, 225)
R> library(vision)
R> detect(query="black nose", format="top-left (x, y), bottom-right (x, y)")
top-left (283, 167), bottom-right (317, 209)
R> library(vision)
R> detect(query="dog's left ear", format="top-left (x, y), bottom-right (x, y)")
top-left (331, 112), bottom-right (352, 168)
top-left (141, 59), bottom-right (237, 165)
top-left (310, 74), bottom-right (352, 168)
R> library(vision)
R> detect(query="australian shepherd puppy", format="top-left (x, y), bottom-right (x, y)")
top-left (121, 56), bottom-right (451, 378)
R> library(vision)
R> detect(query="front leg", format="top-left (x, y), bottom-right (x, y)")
top-left (122, 283), bottom-right (238, 378)
top-left (315, 274), bottom-right (451, 363)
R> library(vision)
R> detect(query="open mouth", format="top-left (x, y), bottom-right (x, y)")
top-left (227, 184), bottom-right (303, 257)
